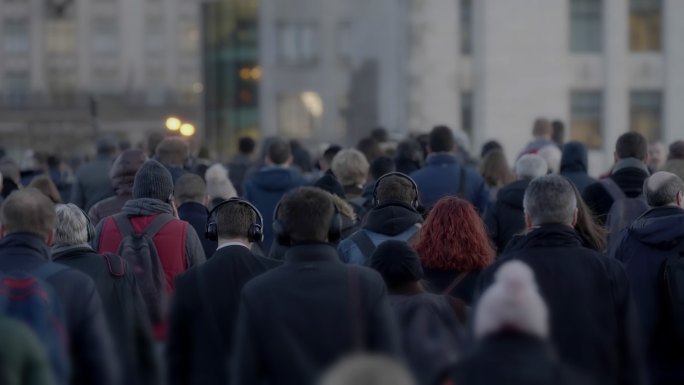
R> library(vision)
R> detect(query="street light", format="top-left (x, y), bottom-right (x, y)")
top-left (166, 117), bottom-right (181, 131)
top-left (180, 123), bottom-right (195, 137)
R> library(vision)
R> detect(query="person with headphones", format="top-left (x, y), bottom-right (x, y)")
top-left (166, 198), bottom-right (280, 385)
top-left (337, 172), bottom-right (424, 265)
top-left (232, 187), bottom-right (401, 385)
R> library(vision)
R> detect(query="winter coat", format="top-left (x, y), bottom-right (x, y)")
top-left (583, 160), bottom-right (650, 224)
top-left (476, 224), bottom-right (647, 385)
top-left (227, 154), bottom-right (253, 197)
top-left (167, 245), bottom-right (280, 385)
top-left (0, 233), bottom-right (119, 385)
top-left (608, 206), bottom-right (684, 385)
top-left (163, 165), bottom-right (187, 183)
top-left (243, 167), bottom-right (308, 250)
top-left (662, 159), bottom-right (684, 182)
top-left (70, 155), bottom-right (115, 211)
top-left (484, 178), bottom-right (530, 253)
top-left (423, 268), bottom-right (482, 306)
top-left (231, 244), bottom-right (402, 385)
top-left (395, 156), bottom-right (421, 175)
top-left (177, 201), bottom-right (217, 260)
top-left (520, 138), bottom-right (557, 156)
top-left (560, 141), bottom-right (597, 194)
top-left (52, 245), bottom-right (158, 385)
top-left (410, 153), bottom-right (489, 212)
top-left (0, 316), bottom-right (55, 385)
top-left (337, 202), bottom-right (423, 265)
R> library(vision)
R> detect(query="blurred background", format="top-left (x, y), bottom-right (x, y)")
top-left (0, 0), bottom-right (681, 173)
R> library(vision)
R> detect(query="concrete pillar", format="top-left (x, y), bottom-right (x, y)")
top-left (259, 0), bottom-right (278, 137)
top-left (29, 0), bottom-right (46, 92)
top-left (76, 0), bottom-right (92, 90)
top-left (664, 0), bottom-right (684, 144)
top-left (603, 0), bottom-right (629, 162)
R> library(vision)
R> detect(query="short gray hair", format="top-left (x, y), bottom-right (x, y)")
top-left (55, 204), bottom-right (89, 245)
top-left (644, 172), bottom-right (684, 207)
top-left (332, 149), bottom-right (369, 186)
top-left (515, 154), bottom-right (548, 179)
top-left (523, 175), bottom-right (577, 226)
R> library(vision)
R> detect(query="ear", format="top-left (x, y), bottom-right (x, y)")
top-left (524, 211), bottom-right (533, 230)
top-left (571, 207), bottom-right (578, 227)
top-left (46, 229), bottom-right (55, 246)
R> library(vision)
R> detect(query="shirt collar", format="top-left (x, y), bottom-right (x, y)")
top-left (217, 241), bottom-right (250, 251)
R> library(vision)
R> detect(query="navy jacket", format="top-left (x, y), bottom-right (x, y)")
top-left (476, 225), bottom-right (647, 385)
top-left (609, 206), bottom-right (684, 384)
top-left (243, 167), bottom-right (307, 250)
top-left (70, 155), bottom-right (115, 211)
top-left (583, 164), bottom-right (649, 225)
top-left (560, 142), bottom-right (597, 194)
top-left (177, 201), bottom-right (217, 260)
top-left (484, 178), bottom-right (531, 253)
top-left (410, 153), bottom-right (488, 212)
top-left (0, 233), bottom-right (119, 385)
top-left (232, 244), bottom-right (402, 385)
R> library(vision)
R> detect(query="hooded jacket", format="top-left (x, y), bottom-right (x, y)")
top-left (484, 179), bottom-right (531, 253)
top-left (609, 206), bottom-right (684, 384)
top-left (243, 167), bottom-right (308, 251)
top-left (337, 202), bottom-right (423, 265)
top-left (70, 154), bottom-right (116, 211)
top-left (560, 142), bottom-right (597, 194)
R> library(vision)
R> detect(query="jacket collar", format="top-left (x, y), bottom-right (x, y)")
top-left (425, 152), bottom-right (458, 166)
top-left (51, 243), bottom-right (93, 259)
top-left (508, 223), bottom-right (584, 252)
top-left (612, 157), bottom-right (649, 175)
top-left (364, 202), bottom-right (422, 235)
top-left (0, 232), bottom-right (51, 262)
top-left (178, 201), bottom-right (209, 214)
top-left (284, 243), bottom-right (341, 264)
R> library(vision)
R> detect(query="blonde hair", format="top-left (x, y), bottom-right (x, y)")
top-left (331, 149), bottom-right (369, 187)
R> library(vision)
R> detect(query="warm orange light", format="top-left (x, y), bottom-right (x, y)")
top-left (166, 117), bottom-right (181, 131)
top-left (180, 123), bottom-right (195, 136)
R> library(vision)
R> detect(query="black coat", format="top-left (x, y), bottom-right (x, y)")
top-left (167, 245), bottom-right (280, 385)
top-left (450, 331), bottom-right (593, 385)
top-left (560, 142), bottom-right (597, 194)
top-left (484, 179), bottom-right (530, 253)
top-left (0, 233), bottom-right (119, 385)
top-left (583, 167), bottom-right (649, 225)
top-left (423, 268), bottom-right (481, 305)
top-left (231, 244), bottom-right (402, 385)
top-left (476, 225), bottom-right (647, 385)
top-left (52, 246), bottom-right (158, 385)
top-left (177, 201), bottom-right (217, 259)
top-left (609, 207), bottom-right (684, 384)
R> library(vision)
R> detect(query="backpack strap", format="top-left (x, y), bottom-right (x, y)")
top-left (350, 231), bottom-right (376, 261)
top-left (142, 214), bottom-right (176, 238)
top-left (102, 253), bottom-right (126, 278)
top-left (442, 271), bottom-right (469, 295)
top-left (347, 265), bottom-right (365, 351)
top-left (600, 178), bottom-right (626, 201)
top-left (457, 166), bottom-right (466, 195)
top-left (113, 213), bottom-right (136, 237)
top-left (30, 263), bottom-right (69, 281)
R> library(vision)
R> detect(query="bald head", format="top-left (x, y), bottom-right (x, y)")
top-left (1, 188), bottom-right (55, 241)
top-left (644, 172), bottom-right (684, 208)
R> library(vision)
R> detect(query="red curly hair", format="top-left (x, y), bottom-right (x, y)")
top-left (414, 196), bottom-right (494, 271)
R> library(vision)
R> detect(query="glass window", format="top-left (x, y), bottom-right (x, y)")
top-left (92, 18), bottom-right (119, 54)
top-left (630, 91), bottom-right (662, 142)
top-left (277, 22), bottom-right (318, 65)
top-left (92, 67), bottom-right (120, 93)
top-left (461, 91), bottom-right (473, 136)
top-left (630, 0), bottom-right (662, 51)
top-left (570, 0), bottom-right (602, 52)
top-left (570, 91), bottom-right (603, 149)
top-left (2, 19), bottom-right (30, 54)
top-left (2, 70), bottom-right (30, 107)
top-left (46, 20), bottom-right (76, 54)
top-left (278, 92), bottom-right (323, 138)
top-left (145, 18), bottom-right (165, 52)
top-left (179, 21), bottom-right (199, 53)
top-left (460, 0), bottom-right (473, 55)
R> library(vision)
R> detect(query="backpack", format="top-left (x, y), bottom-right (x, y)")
top-left (112, 213), bottom-right (174, 325)
top-left (601, 178), bottom-right (650, 239)
top-left (0, 264), bottom-right (71, 385)
top-left (663, 248), bottom-right (684, 348)
top-left (349, 224), bottom-right (422, 264)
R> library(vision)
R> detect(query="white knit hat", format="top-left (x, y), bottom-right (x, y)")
top-left (204, 163), bottom-right (237, 200)
top-left (474, 260), bottom-right (549, 339)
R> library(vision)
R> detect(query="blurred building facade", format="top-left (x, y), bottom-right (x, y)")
top-left (260, 0), bottom-right (684, 173)
top-left (0, 0), bottom-right (202, 157)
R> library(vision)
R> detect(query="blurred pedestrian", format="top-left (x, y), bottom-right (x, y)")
top-left (520, 118), bottom-right (555, 156)
top-left (27, 174), bottom-right (62, 204)
top-left (205, 163), bottom-right (238, 210)
top-left (479, 149), bottom-right (515, 203)
top-left (155, 138), bottom-right (189, 183)
top-left (662, 140), bottom-right (684, 181)
top-left (227, 136), bottom-right (256, 196)
top-left (560, 141), bottom-right (597, 193)
top-left (174, 173), bottom-right (216, 259)
top-left (70, 135), bottom-right (117, 210)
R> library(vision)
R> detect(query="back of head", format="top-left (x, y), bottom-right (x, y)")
top-left (1, 188), bottom-right (55, 240)
top-left (551, 120), bottom-right (565, 143)
top-left (375, 174), bottom-right (417, 206)
top-left (370, 240), bottom-right (423, 290)
top-left (480, 140), bottom-right (503, 159)
top-left (96, 135), bottom-right (118, 157)
top-left (332, 149), bottom-right (369, 187)
top-left (615, 132), bottom-right (647, 161)
top-left (156, 138), bottom-right (189, 167)
top-left (480, 149), bottom-right (512, 186)
top-left (27, 175), bottom-right (62, 204)
top-left (132, 159), bottom-right (174, 201)
top-left (147, 132), bottom-right (165, 158)
top-left (319, 354), bottom-right (416, 385)
top-left (238, 136), bottom-right (256, 155)
top-left (110, 149), bottom-right (148, 188)
top-left (560, 141), bottom-right (588, 171)
top-left (429, 126), bottom-right (455, 153)
top-left (216, 200), bottom-right (257, 240)
top-left (532, 118), bottom-right (552, 139)
top-left (369, 157), bottom-right (396, 180)
top-left (644, 171), bottom-right (684, 207)
top-left (515, 154), bottom-right (548, 180)
top-left (370, 127), bottom-right (389, 143)
top-left (537, 145), bottom-right (562, 174)
top-left (669, 140), bottom-right (684, 160)
top-left (277, 187), bottom-right (335, 243)
top-left (205, 163), bottom-right (237, 200)
top-left (356, 137), bottom-right (382, 163)
top-left (174, 173), bottom-right (206, 205)
top-left (267, 138), bottom-right (292, 165)
top-left (323, 145), bottom-right (343, 167)
top-left (54, 204), bottom-right (89, 245)
top-left (474, 260), bottom-right (548, 339)
top-left (523, 175), bottom-right (577, 226)
top-left (397, 139), bottom-right (421, 161)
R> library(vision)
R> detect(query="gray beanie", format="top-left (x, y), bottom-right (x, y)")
top-left (133, 159), bottom-right (174, 201)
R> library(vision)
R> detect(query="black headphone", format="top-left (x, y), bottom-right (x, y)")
top-left (272, 197), bottom-right (342, 246)
top-left (205, 198), bottom-right (264, 243)
top-left (372, 172), bottom-right (421, 210)
top-left (72, 204), bottom-right (95, 243)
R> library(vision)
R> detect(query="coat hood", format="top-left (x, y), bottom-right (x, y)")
top-left (364, 201), bottom-right (423, 236)
top-left (110, 150), bottom-right (147, 196)
top-left (251, 167), bottom-right (304, 192)
top-left (628, 207), bottom-right (684, 250)
top-left (560, 142), bottom-right (589, 173)
top-left (496, 179), bottom-right (530, 210)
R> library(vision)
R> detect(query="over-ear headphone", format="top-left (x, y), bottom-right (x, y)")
top-left (205, 198), bottom-right (264, 243)
top-left (73, 205), bottom-right (95, 243)
top-left (272, 197), bottom-right (342, 246)
top-left (372, 172), bottom-right (421, 210)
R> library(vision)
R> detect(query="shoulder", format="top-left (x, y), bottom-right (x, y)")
top-left (583, 180), bottom-right (608, 198)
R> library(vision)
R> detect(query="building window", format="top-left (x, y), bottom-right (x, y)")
top-left (2, 70), bottom-right (30, 107)
top-left (2, 19), bottom-right (30, 54)
top-left (92, 67), bottom-right (120, 93)
top-left (630, 91), bottom-right (662, 142)
top-left (570, 0), bottom-right (602, 52)
top-left (145, 18), bottom-right (165, 52)
top-left (92, 18), bottom-right (119, 54)
top-left (461, 91), bottom-right (473, 137)
top-left (278, 91), bottom-right (323, 138)
top-left (630, 0), bottom-right (662, 52)
top-left (460, 0), bottom-right (473, 55)
top-left (179, 21), bottom-right (199, 53)
top-left (46, 20), bottom-right (76, 54)
top-left (277, 22), bottom-right (318, 66)
top-left (570, 91), bottom-right (603, 149)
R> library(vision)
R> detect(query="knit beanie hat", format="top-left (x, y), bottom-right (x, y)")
top-left (204, 163), bottom-right (237, 200)
top-left (370, 240), bottom-right (424, 287)
top-left (474, 260), bottom-right (549, 339)
top-left (133, 159), bottom-right (174, 201)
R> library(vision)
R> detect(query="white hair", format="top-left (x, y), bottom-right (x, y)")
top-left (515, 154), bottom-right (548, 179)
top-left (474, 260), bottom-right (549, 339)
top-left (537, 145), bottom-right (562, 174)
top-left (54, 204), bottom-right (89, 245)
top-left (205, 163), bottom-right (237, 200)
top-left (319, 354), bottom-right (415, 385)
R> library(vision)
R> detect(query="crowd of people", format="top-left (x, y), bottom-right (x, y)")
top-left (1, 118), bottom-right (684, 385)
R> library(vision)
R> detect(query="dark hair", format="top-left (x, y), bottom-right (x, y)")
top-left (174, 173), bottom-right (206, 204)
top-left (396, 139), bottom-right (421, 161)
top-left (156, 137), bottom-right (189, 166)
top-left (669, 140), bottom-right (684, 160)
top-left (532, 118), bottom-right (552, 137)
top-left (216, 201), bottom-right (257, 239)
top-left (551, 120), bottom-right (565, 144)
top-left (356, 137), bottom-right (382, 163)
top-left (480, 140), bottom-right (503, 159)
top-left (568, 181), bottom-right (606, 251)
top-left (27, 175), bottom-right (62, 204)
top-left (147, 132), bottom-right (165, 158)
top-left (1, 188), bottom-right (56, 239)
top-left (616, 132), bottom-right (648, 160)
top-left (429, 126), bottom-right (455, 153)
top-left (323, 145), bottom-right (343, 166)
top-left (376, 174), bottom-right (416, 205)
top-left (370, 127), bottom-right (389, 142)
top-left (369, 157), bottom-right (396, 180)
top-left (238, 136), bottom-right (256, 154)
top-left (268, 138), bottom-right (291, 165)
top-left (277, 187), bottom-right (334, 243)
